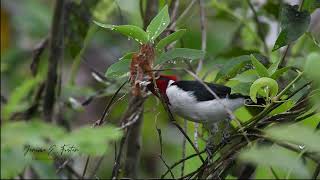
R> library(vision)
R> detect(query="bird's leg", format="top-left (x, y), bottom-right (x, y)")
top-left (222, 118), bottom-right (231, 144)
top-left (206, 123), bottom-right (219, 158)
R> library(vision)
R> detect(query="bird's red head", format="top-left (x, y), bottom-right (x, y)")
top-left (147, 74), bottom-right (177, 97)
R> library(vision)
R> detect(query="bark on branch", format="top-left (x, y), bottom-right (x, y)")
top-left (43, 0), bottom-right (65, 122)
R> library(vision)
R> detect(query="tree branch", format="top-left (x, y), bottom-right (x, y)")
top-left (43, 0), bottom-right (65, 122)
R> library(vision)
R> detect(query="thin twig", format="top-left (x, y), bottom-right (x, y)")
top-left (169, 0), bottom-right (179, 23)
top-left (82, 156), bottom-right (90, 179)
top-left (270, 166), bottom-right (280, 179)
top-left (79, 80), bottom-right (128, 178)
top-left (65, 164), bottom-right (82, 179)
top-left (161, 149), bottom-right (206, 178)
top-left (172, 121), bottom-right (205, 163)
top-left (313, 164), bottom-right (320, 180)
top-left (279, 44), bottom-right (290, 68)
top-left (94, 80), bottom-right (128, 126)
top-left (31, 36), bottom-right (49, 76)
top-left (159, 155), bottom-right (175, 179)
top-left (89, 156), bottom-right (104, 179)
top-left (194, 0), bottom-right (207, 148)
top-left (181, 119), bottom-right (187, 177)
top-left (139, 0), bottom-right (144, 22)
top-left (111, 130), bottom-right (129, 179)
top-left (243, 71), bottom-right (304, 130)
top-left (169, 0), bottom-right (197, 29)
top-left (196, 0), bottom-right (207, 74)
top-left (246, 0), bottom-right (268, 54)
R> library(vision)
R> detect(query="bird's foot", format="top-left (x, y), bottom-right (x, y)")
top-left (205, 143), bottom-right (216, 159)
top-left (222, 131), bottom-right (231, 144)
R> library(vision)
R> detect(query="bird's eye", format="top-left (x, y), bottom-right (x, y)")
top-left (155, 74), bottom-right (160, 79)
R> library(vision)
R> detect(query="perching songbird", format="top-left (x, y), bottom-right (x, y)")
top-left (147, 74), bottom-right (264, 149)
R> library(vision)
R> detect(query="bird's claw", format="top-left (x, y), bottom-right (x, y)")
top-left (222, 131), bottom-right (231, 144)
top-left (205, 143), bottom-right (215, 159)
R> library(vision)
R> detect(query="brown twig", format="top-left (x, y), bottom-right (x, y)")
top-left (159, 155), bottom-right (175, 179)
top-left (279, 44), bottom-right (290, 68)
top-left (78, 80), bottom-right (129, 179)
top-left (313, 164), bottom-right (320, 180)
top-left (168, 0), bottom-right (197, 29)
top-left (246, 0), bottom-right (268, 54)
top-left (111, 95), bottom-right (146, 179)
top-left (161, 149), bottom-right (206, 178)
top-left (139, 0), bottom-right (144, 23)
top-left (181, 119), bottom-right (187, 177)
top-left (81, 156), bottom-right (90, 179)
top-left (111, 131), bottom-right (129, 179)
top-left (94, 80), bottom-right (128, 126)
top-left (31, 36), bottom-right (49, 76)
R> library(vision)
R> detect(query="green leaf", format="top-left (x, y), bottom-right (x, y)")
top-left (270, 66), bottom-right (291, 80)
top-left (156, 48), bottom-right (205, 65)
top-left (265, 124), bottom-right (320, 153)
top-left (1, 147), bottom-right (32, 179)
top-left (146, 5), bottom-right (170, 42)
top-left (302, 0), bottom-right (320, 13)
top-left (94, 21), bottom-right (148, 44)
top-left (105, 52), bottom-right (134, 78)
top-left (250, 77), bottom-right (279, 103)
top-left (2, 77), bottom-right (41, 120)
top-left (268, 58), bottom-right (281, 75)
top-left (59, 126), bottom-right (122, 156)
top-left (217, 47), bottom-right (260, 58)
top-left (230, 82), bottom-right (252, 96)
top-left (306, 32), bottom-right (320, 47)
top-left (250, 54), bottom-right (269, 77)
top-left (273, 4), bottom-right (311, 51)
top-left (32, 160), bottom-right (58, 179)
top-left (231, 70), bottom-right (259, 83)
top-left (2, 120), bottom-right (66, 148)
top-left (215, 55), bottom-right (251, 82)
top-left (304, 52), bottom-right (320, 85)
top-left (239, 145), bottom-right (311, 178)
top-left (269, 99), bottom-right (294, 115)
top-left (1, 120), bottom-right (66, 178)
top-left (155, 29), bottom-right (186, 51)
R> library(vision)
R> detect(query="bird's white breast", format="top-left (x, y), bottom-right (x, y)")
top-left (166, 84), bottom-right (245, 123)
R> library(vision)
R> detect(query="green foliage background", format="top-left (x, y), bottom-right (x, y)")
top-left (1, 0), bottom-right (319, 179)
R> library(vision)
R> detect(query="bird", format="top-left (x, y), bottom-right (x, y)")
top-left (147, 74), bottom-right (265, 150)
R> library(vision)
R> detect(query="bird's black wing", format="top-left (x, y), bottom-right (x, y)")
top-left (172, 81), bottom-right (232, 101)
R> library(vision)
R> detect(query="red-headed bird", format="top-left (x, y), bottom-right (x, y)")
top-left (147, 75), bottom-right (263, 123)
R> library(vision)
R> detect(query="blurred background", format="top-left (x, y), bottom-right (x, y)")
top-left (1, 0), bottom-right (319, 179)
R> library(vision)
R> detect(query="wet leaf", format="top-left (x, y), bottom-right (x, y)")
top-left (156, 48), bottom-right (205, 65)
top-left (105, 52), bottom-right (134, 78)
top-left (146, 5), bottom-right (170, 42)
top-left (156, 29), bottom-right (186, 51)
top-left (94, 21), bottom-right (148, 44)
